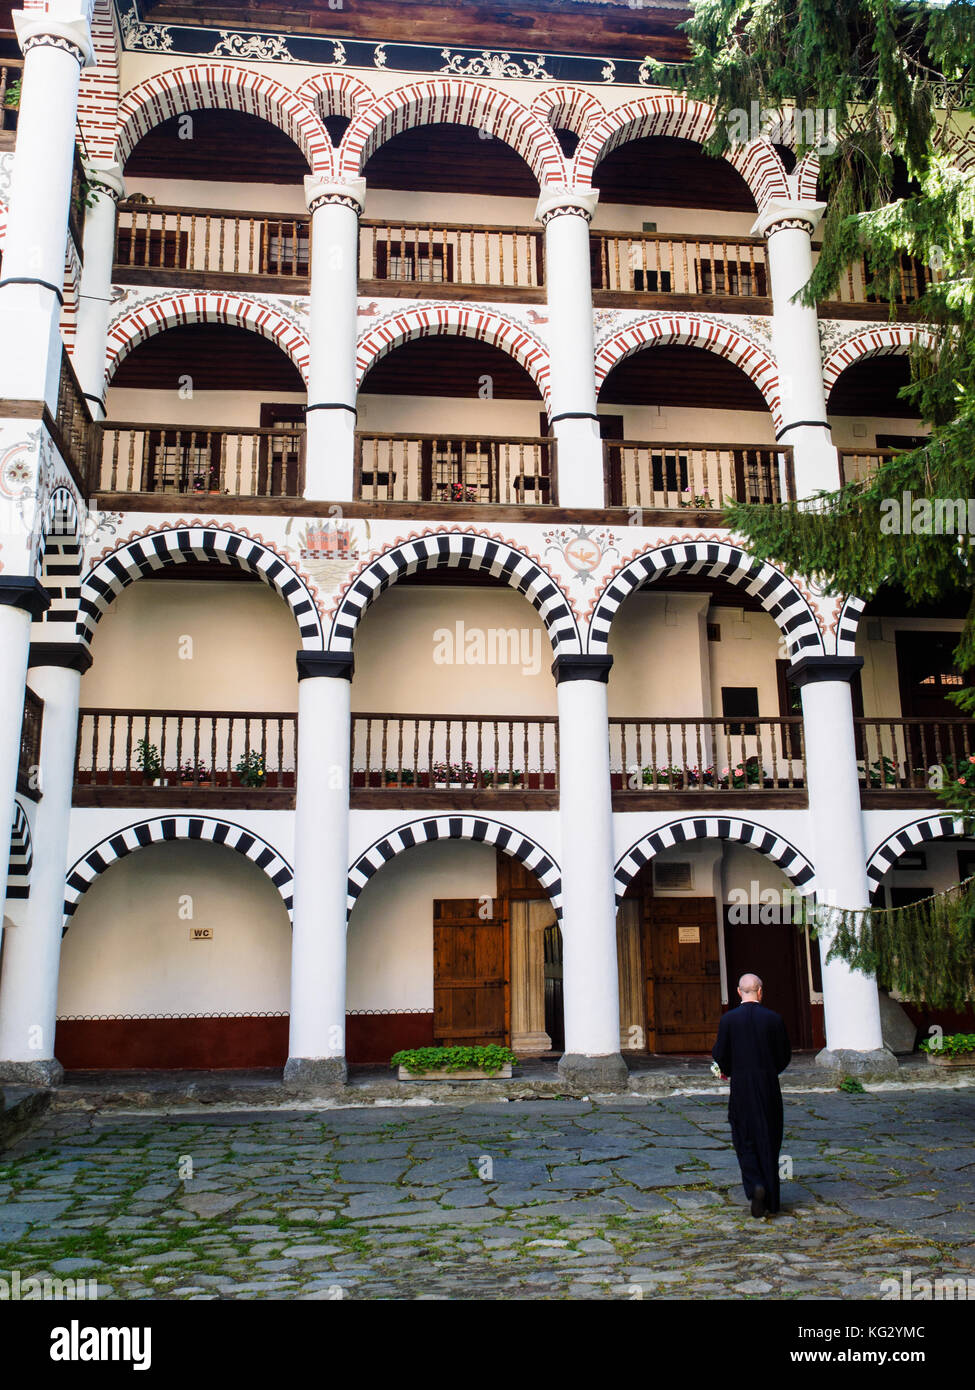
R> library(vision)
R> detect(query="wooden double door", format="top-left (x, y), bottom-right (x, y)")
top-left (432, 856), bottom-right (563, 1050)
top-left (618, 869), bottom-right (722, 1053)
top-left (432, 898), bottom-right (509, 1047)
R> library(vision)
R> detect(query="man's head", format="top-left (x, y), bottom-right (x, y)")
top-left (738, 973), bottom-right (763, 1002)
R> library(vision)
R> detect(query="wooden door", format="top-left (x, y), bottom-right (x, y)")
top-left (433, 898), bottom-right (509, 1047)
top-left (642, 896), bottom-right (722, 1052)
top-left (896, 630), bottom-right (971, 770)
top-left (723, 908), bottom-right (812, 1049)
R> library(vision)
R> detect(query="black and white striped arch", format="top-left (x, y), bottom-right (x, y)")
top-left (867, 815), bottom-right (969, 902)
top-left (835, 594), bottom-right (867, 657)
top-left (77, 528), bottom-right (324, 649)
top-left (588, 542), bottom-right (824, 659)
top-left (63, 816), bottom-right (295, 927)
top-left (348, 816), bottom-right (563, 919)
top-left (615, 816), bottom-right (816, 904)
top-left (7, 800), bottom-right (32, 901)
top-left (329, 534), bottom-right (581, 655)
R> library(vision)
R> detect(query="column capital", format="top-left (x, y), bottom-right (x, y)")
top-left (304, 175), bottom-right (366, 216)
top-left (752, 199), bottom-right (826, 239)
top-left (28, 641), bottom-right (92, 673)
top-left (788, 654), bottom-right (863, 688)
top-left (535, 185), bottom-right (599, 226)
top-left (85, 160), bottom-right (126, 204)
top-left (13, 12), bottom-right (95, 68)
top-left (297, 650), bottom-right (354, 682)
top-left (0, 576), bottom-right (50, 620)
top-left (551, 653), bottom-right (613, 685)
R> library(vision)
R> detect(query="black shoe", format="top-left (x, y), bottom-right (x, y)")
top-left (750, 1185), bottom-right (767, 1218)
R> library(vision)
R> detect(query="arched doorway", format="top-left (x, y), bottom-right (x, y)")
top-left (57, 836), bottom-right (293, 1069)
top-left (346, 835), bottom-right (563, 1063)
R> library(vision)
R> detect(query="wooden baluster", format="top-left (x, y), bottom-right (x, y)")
top-left (412, 717), bottom-right (420, 786)
top-left (123, 713), bottom-right (134, 786)
top-left (218, 214), bottom-right (226, 275)
top-left (203, 212), bottom-right (212, 272)
top-left (426, 718), bottom-right (435, 786)
top-left (756, 720), bottom-right (765, 788)
top-left (380, 717), bottom-right (389, 785)
top-left (724, 723), bottom-right (734, 789)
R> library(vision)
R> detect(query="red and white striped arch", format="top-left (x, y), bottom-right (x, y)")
top-left (594, 314), bottom-right (782, 430)
top-left (356, 305), bottom-right (551, 409)
top-left (104, 292), bottom-right (310, 385)
top-left (295, 71), bottom-right (376, 124)
top-left (530, 86), bottom-right (606, 138)
top-left (822, 325), bottom-right (938, 400)
top-left (115, 65), bottom-right (333, 174)
top-left (338, 79), bottom-right (567, 186)
top-left (573, 95), bottom-right (790, 212)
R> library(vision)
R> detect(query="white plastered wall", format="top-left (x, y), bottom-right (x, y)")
top-left (56, 839), bottom-right (292, 1016)
top-left (346, 838), bottom-right (499, 1011)
top-left (80, 579), bottom-right (300, 712)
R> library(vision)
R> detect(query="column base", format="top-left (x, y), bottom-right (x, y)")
top-left (0, 1058), bottom-right (64, 1087)
top-left (283, 1056), bottom-right (347, 1089)
top-left (558, 1052), bottom-right (629, 1090)
top-left (815, 1047), bottom-right (899, 1080)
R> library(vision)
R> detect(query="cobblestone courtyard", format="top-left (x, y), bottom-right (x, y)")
top-left (2, 1086), bottom-right (974, 1300)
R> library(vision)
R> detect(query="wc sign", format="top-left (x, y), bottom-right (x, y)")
top-left (190, 927), bottom-right (214, 941)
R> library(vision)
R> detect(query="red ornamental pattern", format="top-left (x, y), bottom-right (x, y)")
top-left (339, 79), bottom-right (567, 186)
top-left (573, 95), bottom-right (790, 212)
top-left (115, 64), bottom-right (333, 174)
top-left (105, 293), bottom-right (310, 384)
top-left (594, 315), bottom-right (782, 430)
top-left (356, 305), bottom-right (551, 407)
top-left (822, 326), bottom-right (937, 395)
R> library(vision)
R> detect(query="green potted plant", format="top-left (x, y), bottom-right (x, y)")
top-left (391, 1044), bottom-right (517, 1080)
top-left (136, 738), bottom-right (162, 786)
top-left (3, 78), bottom-right (21, 112)
top-left (235, 751), bottom-right (266, 788)
top-left (919, 1033), bottom-right (975, 1068)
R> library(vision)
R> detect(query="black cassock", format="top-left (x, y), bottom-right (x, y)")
top-left (712, 1002), bottom-right (792, 1212)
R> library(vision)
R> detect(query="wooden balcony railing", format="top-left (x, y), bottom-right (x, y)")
top-left (819, 252), bottom-right (940, 309)
top-left (113, 202), bottom-right (311, 281)
top-left (18, 687), bottom-right (43, 801)
top-left (351, 714), bottom-right (560, 790)
top-left (837, 449), bottom-right (895, 486)
top-left (591, 232), bottom-right (770, 299)
top-left (360, 220), bottom-right (544, 291)
top-left (54, 345), bottom-right (94, 488)
top-left (355, 433), bottom-right (556, 506)
top-left (75, 710), bottom-right (298, 790)
top-left (609, 717), bottom-right (806, 792)
top-left (856, 717), bottom-right (975, 792)
top-left (95, 423), bottom-right (305, 497)
top-left (604, 441), bottom-right (793, 510)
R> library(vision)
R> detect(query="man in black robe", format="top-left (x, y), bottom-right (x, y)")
top-left (712, 973), bottom-right (791, 1217)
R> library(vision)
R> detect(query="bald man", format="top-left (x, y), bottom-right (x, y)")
top-left (712, 973), bottom-right (791, 1217)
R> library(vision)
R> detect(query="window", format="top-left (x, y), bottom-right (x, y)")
top-left (721, 686), bottom-right (759, 736)
top-left (376, 240), bottom-right (454, 284)
top-left (697, 257), bottom-right (768, 297)
top-left (260, 222), bottom-right (310, 275)
top-left (651, 450), bottom-right (689, 494)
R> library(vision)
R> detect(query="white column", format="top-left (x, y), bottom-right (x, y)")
top-left (0, 13), bottom-right (93, 410)
top-left (73, 162), bottom-right (125, 421)
top-left (536, 187), bottom-right (605, 509)
top-left (753, 201), bottom-right (841, 500)
top-left (303, 177), bottom-right (365, 502)
top-left (284, 652), bottom-right (353, 1086)
top-left (0, 646), bottom-right (87, 1086)
top-left (554, 654), bottom-right (627, 1086)
top-left (0, 584), bottom-right (48, 937)
top-left (789, 654), bottom-right (897, 1076)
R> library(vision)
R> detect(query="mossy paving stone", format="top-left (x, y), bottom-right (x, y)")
top-left (2, 1091), bottom-right (974, 1298)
